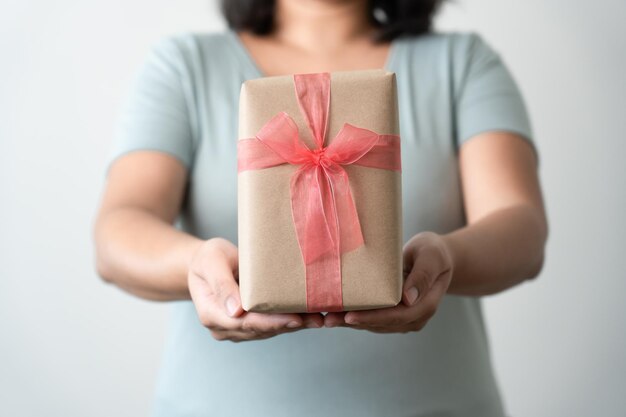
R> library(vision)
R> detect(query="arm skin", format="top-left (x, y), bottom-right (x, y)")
top-left (444, 130), bottom-right (548, 296)
top-left (324, 131), bottom-right (548, 329)
top-left (95, 131), bottom-right (548, 335)
top-left (93, 151), bottom-right (324, 342)
top-left (93, 152), bottom-right (199, 301)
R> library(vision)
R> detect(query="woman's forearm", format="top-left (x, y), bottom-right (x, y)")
top-left (94, 207), bottom-right (203, 301)
top-left (442, 204), bottom-right (548, 296)
top-left (95, 201), bottom-right (545, 301)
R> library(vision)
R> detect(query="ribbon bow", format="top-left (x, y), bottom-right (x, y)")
top-left (238, 73), bottom-right (401, 312)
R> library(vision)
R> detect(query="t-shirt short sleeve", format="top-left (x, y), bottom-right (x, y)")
top-left (453, 33), bottom-right (536, 158)
top-left (107, 35), bottom-right (196, 172)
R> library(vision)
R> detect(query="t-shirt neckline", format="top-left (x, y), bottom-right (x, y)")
top-left (225, 29), bottom-right (399, 79)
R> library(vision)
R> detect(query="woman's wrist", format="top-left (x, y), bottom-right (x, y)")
top-left (440, 232), bottom-right (463, 289)
top-left (438, 205), bottom-right (547, 296)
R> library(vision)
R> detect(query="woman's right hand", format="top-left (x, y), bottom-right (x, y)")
top-left (188, 238), bottom-right (324, 342)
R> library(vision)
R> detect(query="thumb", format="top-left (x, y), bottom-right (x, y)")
top-left (402, 266), bottom-right (433, 307)
top-left (204, 247), bottom-right (244, 318)
top-left (220, 275), bottom-right (244, 319)
top-left (402, 246), bottom-right (437, 307)
top-left (224, 292), bottom-right (244, 318)
top-left (401, 236), bottom-right (434, 306)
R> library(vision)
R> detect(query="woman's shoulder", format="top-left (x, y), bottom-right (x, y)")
top-left (148, 30), bottom-right (497, 65)
top-left (398, 30), bottom-right (493, 50)
top-left (144, 30), bottom-right (236, 65)
top-left (395, 30), bottom-right (500, 67)
top-left (141, 30), bottom-right (241, 75)
top-left (393, 30), bottom-right (507, 99)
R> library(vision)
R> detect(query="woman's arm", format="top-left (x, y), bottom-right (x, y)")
top-left (94, 151), bottom-right (200, 301)
top-left (443, 131), bottom-right (548, 296)
top-left (324, 131), bottom-right (548, 329)
top-left (94, 151), bottom-right (324, 339)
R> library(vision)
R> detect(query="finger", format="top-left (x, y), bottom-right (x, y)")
top-left (203, 307), bottom-right (306, 335)
top-left (239, 311), bottom-right (305, 333)
top-left (407, 271), bottom-right (449, 325)
top-left (190, 251), bottom-right (308, 334)
top-left (199, 254), bottom-right (245, 318)
top-left (365, 326), bottom-right (417, 334)
top-left (402, 243), bottom-right (417, 277)
top-left (214, 323), bottom-right (311, 342)
top-left (344, 304), bottom-right (414, 327)
top-left (402, 246), bottom-right (448, 306)
top-left (190, 276), bottom-right (254, 336)
top-left (402, 268), bottom-right (437, 307)
top-left (210, 329), bottom-right (273, 343)
top-left (365, 282), bottom-right (448, 333)
top-left (300, 313), bottom-right (324, 328)
top-left (323, 312), bottom-right (346, 328)
top-left (327, 318), bottom-right (410, 333)
top-left (189, 271), bottom-right (225, 329)
top-left (195, 284), bottom-right (308, 334)
top-left (344, 270), bottom-right (450, 328)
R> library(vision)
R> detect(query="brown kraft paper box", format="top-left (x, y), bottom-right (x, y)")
top-left (237, 69), bottom-right (403, 313)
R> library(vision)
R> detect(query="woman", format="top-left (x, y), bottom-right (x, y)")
top-left (94, 0), bottom-right (548, 416)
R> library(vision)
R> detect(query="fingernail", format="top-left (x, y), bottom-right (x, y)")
top-left (306, 321), bottom-right (321, 328)
top-left (225, 296), bottom-right (238, 317)
top-left (405, 287), bottom-right (419, 305)
top-left (287, 321), bottom-right (301, 328)
top-left (344, 315), bottom-right (359, 325)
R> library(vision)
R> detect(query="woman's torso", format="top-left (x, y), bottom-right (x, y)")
top-left (151, 30), bottom-right (507, 417)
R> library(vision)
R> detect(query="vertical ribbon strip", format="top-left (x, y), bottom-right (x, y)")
top-left (238, 73), bottom-right (401, 312)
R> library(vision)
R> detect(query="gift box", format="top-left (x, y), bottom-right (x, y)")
top-left (237, 69), bottom-right (403, 313)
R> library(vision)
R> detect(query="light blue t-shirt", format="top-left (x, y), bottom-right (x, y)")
top-left (110, 29), bottom-right (534, 417)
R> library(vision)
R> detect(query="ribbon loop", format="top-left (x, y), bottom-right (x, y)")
top-left (326, 123), bottom-right (382, 165)
top-left (255, 112), bottom-right (312, 165)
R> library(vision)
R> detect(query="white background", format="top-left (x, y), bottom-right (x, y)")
top-left (1, 1), bottom-right (624, 416)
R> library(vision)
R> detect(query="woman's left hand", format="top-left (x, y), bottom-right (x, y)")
top-left (324, 231), bottom-right (454, 333)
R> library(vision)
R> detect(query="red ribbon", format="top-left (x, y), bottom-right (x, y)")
top-left (238, 73), bottom-right (401, 312)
